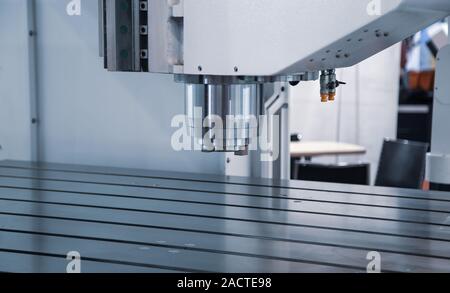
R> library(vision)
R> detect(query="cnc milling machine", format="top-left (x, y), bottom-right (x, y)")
top-left (99, 0), bottom-right (450, 188)
top-left (2, 0), bottom-right (450, 273)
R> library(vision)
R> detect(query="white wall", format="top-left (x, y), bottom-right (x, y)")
top-left (290, 45), bottom-right (401, 182)
top-left (0, 0), bottom-right (34, 161)
top-left (0, 0), bottom-right (223, 174)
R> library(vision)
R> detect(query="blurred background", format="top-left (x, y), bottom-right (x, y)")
top-left (290, 20), bottom-right (448, 188)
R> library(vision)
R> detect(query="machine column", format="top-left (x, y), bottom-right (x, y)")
top-left (426, 22), bottom-right (450, 191)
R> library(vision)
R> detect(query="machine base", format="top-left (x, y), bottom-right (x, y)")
top-left (0, 160), bottom-right (449, 272)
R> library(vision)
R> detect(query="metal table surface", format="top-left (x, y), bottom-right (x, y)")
top-left (0, 160), bottom-right (449, 273)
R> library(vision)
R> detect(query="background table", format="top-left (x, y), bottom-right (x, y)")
top-left (291, 141), bottom-right (367, 159)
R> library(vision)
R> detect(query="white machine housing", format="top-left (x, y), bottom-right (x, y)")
top-left (150, 0), bottom-right (450, 78)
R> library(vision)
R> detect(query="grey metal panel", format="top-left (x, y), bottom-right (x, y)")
top-left (0, 160), bottom-right (449, 272)
top-left (0, 164), bottom-right (450, 238)
top-left (2, 214), bottom-right (450, 273)
top-left (147, 0), bottom-right (179, 73)
top-left (2, 159), bottom-right (448, 201)
top-left (0, 250), bottom-right (177, 273)
top-left (0, 167), bottom-right (448, 225)
top-left (105, 0), bottom-right (141, 71)
top-left (0, 175), bottom-right (448, 227)
top-left (2, 196), bottom-right (450, 260)
top-left (4, 231), bottom-right (353, 273)
top-left (1, 174), bottom-right (450, 218)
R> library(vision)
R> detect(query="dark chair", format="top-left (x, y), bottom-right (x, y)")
top-left (293, 162), bottom-right (370, 185)
top-left (375, 139), bottom-right (429, 189)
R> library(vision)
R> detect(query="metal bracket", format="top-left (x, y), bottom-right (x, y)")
top-left (100, 0), bottom-right (149, 72)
